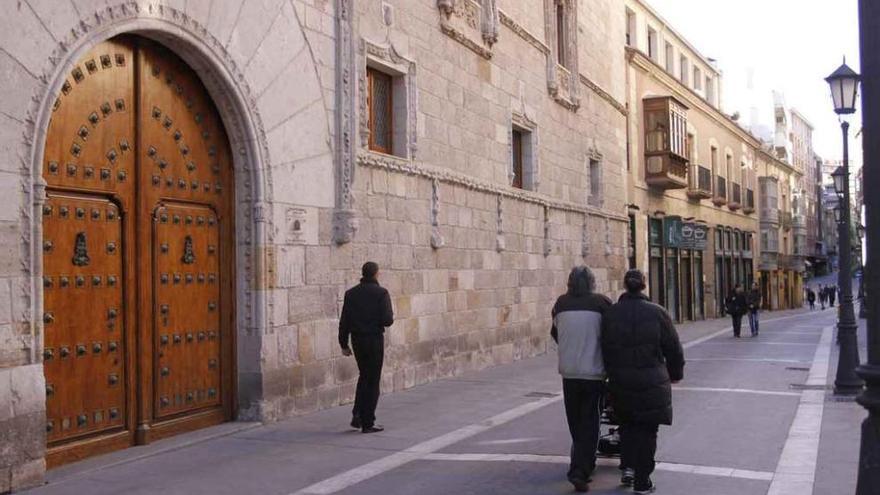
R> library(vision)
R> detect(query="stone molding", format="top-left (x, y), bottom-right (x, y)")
top-left (578, 73), bottom-right (628, 116)
top-left (544, 0), bottom-right (580, 111)
top-left (510, 110), bottom-right (539, 190)
top-left (16, 0), bottom-right (303, 419)
top-left (358, 38), bottom-right (419, 158)
top-left (430, 179), bottom-right (445, 249)
top-left (334, 0), bottom-right (358, 245)
top-left (499, 8), bottom-right (624, 116)
top-left (498, 9), bottom-right (549, 54)
top-left (495, 195), bottom-right (505, 252)
top-left (356, 150), bottom-right (628, 223)
top-left (437, 0), bottom-right (498, 60)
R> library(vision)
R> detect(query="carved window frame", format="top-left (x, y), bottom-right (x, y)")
top-left (358, 39), bottom-right (418, 159)
top-left (544, 0), bottom-right (579, 110)
top-left (510, 112), bottom-right (539, 191)
top-left (437, 0), bottom-right (500, 52)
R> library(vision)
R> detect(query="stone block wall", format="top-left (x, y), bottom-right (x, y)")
top-left (0, 0), bottom-right (631, 487)
top-left (257, 0), bottom-right (630, 419)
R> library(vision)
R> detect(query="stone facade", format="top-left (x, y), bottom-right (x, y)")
top-left (0, 0), bottom-right (628, 488)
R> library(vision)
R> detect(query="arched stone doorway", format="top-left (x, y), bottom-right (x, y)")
top-left (41, 35), bottom-right (236, 466)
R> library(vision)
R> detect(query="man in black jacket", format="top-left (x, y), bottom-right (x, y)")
top-left (602, 269), bottom-right (685, 494)
top-left (725, 285), bottom-right (748, 338)
top-left (339, 262), bottom-right (394, 433)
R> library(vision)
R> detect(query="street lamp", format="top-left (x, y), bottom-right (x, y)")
top-left (826, 61), bottom-right (863, 395)
top-left (856, 6), bottom-right (880, 491)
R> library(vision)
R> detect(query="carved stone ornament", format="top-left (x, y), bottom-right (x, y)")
top-left (495, 195), bottom-right (505, 252)
top-left (543, 206), bottom-right (551, 257)
top-left (181, 235), bottom-right (195, 264)
top-left (438, 0), bottom-right (456, 18)
top-left (581, 215), bottom-right (590, 257)
top-left (430, 179), bottom-right (445, 249)
top-left (71, 232), bottom-right (90, 266)
top-left (333, 209), bottom-right (359, 245)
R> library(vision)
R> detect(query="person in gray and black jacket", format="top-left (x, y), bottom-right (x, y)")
top-left (551, 266), bottom-right (613, 493)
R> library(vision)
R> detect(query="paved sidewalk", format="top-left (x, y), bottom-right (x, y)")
top-left (26, 307), bottom-right (859, 494)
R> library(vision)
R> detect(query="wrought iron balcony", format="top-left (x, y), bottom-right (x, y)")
top-left (687, 164), bottom-right (713, 200)
top-left (743, 189), bottom-right (755, 214)
top-left (728, 182), bottom-right (742, 211)
top-left (780, 210), bottom-right (793, 230)
top-left (713, 176), bottom-right (727, 206)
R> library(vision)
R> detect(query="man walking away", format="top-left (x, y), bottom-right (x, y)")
top-left (807, 287), bottom-right (816, 310)
top-left (747, 282), bottom-right (762, 337)
top-left (725, 285), bottom-right (747, 338)
top-left (829, 284), bottom-right (837, 307)
top-left (819, 284), bottom-right (827, 310)
top-left (339, 262), bottom-right (394, 433)
top-left (602, 270), bottom-right (685, 494)
top-left (550, 266), bottom-right (613, 493)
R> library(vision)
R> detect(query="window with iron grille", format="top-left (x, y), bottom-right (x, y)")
top-left (367, 68), bottom-right (393, 154)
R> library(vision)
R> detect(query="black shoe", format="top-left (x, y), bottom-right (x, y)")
top-left (633, 479), bottom-right (656, 493)
top-left (568, 477), bottom-right (589, 492)
top-left (620, 468), bottom-right (635, 486)
top-left (361, 425), bottom-right (384, 434)
top-left (350, 416), bottom-right (362, 429)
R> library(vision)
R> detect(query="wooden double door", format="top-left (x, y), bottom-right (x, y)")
top-left (42, 36), bottom-right (235, 465)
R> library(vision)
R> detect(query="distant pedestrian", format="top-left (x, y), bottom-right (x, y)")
top-left (725, 285), bottom-right (748, 338)
top-left (807, 288), bottom-right (816, 310)
top-left (338, 261), bottom-right (394, 433)
top-left (828, 285), bottom-right (837, 307)
top-left (602, 269), bottom-right (685, 494)
top-left (747, 282), bottom-right (761, 337)
top-left (550, 266), bottom-right (613, 493)
top-left (819, 284), bottom-right (827, 310)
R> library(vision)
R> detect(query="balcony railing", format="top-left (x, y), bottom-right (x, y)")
top-left (780, 210), bottom-right (793, 230)
top-left (743, 189), bottom-right (755, 214)
top-left (713, 176), bottom-right (727, 206)
top-left (729, 182), bottom-right (742, 211)
top-left (687, 164), bottom-right (713, 200)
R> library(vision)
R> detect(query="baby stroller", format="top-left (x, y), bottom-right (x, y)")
top-left (596, 389), bottom-right (621, 457)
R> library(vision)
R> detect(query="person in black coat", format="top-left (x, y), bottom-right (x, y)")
top-left (339, 261), bottom-right (394, 433)
top-left (746, 282), bottom-right (762, 337)
top-left (601, 269), bottom-right (685, 493)
top-left (807, 288), bottom-right (816, 310)
top-left (828, 284), bottom-right (837, 307)
top-left (725, 285), bottom-right (748, 338)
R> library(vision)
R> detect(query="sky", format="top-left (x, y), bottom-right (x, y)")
top-left (646, 0), bottom-right (862, 168)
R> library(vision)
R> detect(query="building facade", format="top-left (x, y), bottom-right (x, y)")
top-left (756, 149), bottom-right (805, 310)
top-left (0, 0), bottom-right (634, 488)
top-left (624, 0), bottom-right (759, 322)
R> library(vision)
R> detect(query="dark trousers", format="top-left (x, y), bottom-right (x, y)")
top-left (351, 333), bottom-right (384, 427)
top-left (731, 313), bottom-right (743, 337)
top-left (562, 379), bottom-right (604, 481)
top-left (620, 422), bottom-right (659, 483)
top-left (748, 309), bottom-right (759, 335)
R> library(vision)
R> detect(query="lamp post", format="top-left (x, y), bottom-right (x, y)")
top-left (827, 61), bottom-right (863, 395)
top-left (856, 3), bottom-right (880, 491)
